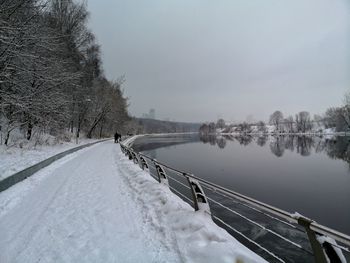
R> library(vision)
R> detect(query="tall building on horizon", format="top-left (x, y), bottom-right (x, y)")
top-left (142, 108), bottom-right (156, 119)
top-left (149, 108), bottom-right (155, 119)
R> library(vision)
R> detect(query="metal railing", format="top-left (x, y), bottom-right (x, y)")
top-left (120, 139), bottom-right (350, 263)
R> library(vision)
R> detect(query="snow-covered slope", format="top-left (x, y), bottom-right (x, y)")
top-left (0, 141), bottom-right (266, 263)
top-left (0, 137), bottom-right (100, 180)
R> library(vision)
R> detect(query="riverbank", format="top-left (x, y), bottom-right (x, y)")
top-left (215, 131), bottom-right (347, 137)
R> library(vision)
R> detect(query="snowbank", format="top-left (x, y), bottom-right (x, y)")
top-left (117, 148), bottom-right (266, 263)
top-left (0, 136), bottom-right (101, 180)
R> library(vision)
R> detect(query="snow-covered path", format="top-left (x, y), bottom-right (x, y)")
top-left (0, 141), bottom-right (180, 262)
top-left (0, 140), bottom-right (265, 263)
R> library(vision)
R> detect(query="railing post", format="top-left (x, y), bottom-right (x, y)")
top-left (127, 149), bottom-right (133, 160)
top-left (123, 146), bottom-right (127, 155)
top-left (120, 145), bottom-right (125, 154)
top-left (139, 155), bottom-right (149, 170)
top-left (297, 216), bottom-right (328, 263)
top-left (124, 147), bottom-right (129, 157)
top-left (131, 151), bottom-right (139, 164)
top-left (186, 175), bottom-right (210, 214)
top-left (318, 236), bottom-right (346, 263)
top-left (154, 161), bottom-right (168, 186)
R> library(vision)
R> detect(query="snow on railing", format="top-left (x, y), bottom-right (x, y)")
top-left (120, 139), bottom-right (350, 263)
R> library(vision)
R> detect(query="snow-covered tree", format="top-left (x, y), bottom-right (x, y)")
top-left (0, 0), bottom-right (130, 145)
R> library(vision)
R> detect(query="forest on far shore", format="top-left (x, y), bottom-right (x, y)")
top-left (200, 96), bottom-right (350, 135)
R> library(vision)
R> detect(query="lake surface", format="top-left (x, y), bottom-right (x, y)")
top-left (132, 134), bottom-right (350, 262)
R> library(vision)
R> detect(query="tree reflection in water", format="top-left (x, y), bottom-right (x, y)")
top-left (256, 136), bottom-right (267, 147)
top-left (199, 134), bottom-right (350, 164)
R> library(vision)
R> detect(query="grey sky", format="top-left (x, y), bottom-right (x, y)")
top-left (87, 0), bottom-right (350, 123)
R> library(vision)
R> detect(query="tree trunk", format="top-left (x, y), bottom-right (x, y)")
top-left (87, 115), bottom-right (103, 138)
top-left (27, 121), bottom-right (33, 140)
top-left (99, 121), bottom-right (104, 138)
top-left (87, 121), bottom-right (99, 138)
top-left (76, 123), bottom-right (80, 141)
top-left (5, 130), bottom-right (11, 146)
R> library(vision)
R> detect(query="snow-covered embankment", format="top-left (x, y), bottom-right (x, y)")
top-left (119, 136), bottom-right (266, 263)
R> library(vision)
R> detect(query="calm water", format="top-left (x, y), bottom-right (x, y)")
top-left (133, 134), bottom-right (350, 235)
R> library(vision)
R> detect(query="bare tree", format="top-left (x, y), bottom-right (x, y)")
top-left (216, 118), bottom-right (226, 129)
top-left (237, 122), bottom-right (251, 134)
top-left (199, 123), bottom-right (209, 134)
top-left (208, 122), bottom-right (216, 134)
top-left (257, 121), bottom-right (267, 133)
top-left (336, 92), bottom-right (350, 131)
top-left (324, 107), bottom-right (338, 129)
top-left (284, 116), bottom-right (294, 133)
top-left (269, 110), bottom-right (284, 132)
top-left (295, 111), bottom-right (312, 133)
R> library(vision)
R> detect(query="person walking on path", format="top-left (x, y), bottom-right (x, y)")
top-left (114, 132), bottom-right (121, 143)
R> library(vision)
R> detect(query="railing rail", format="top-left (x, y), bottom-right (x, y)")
top-left (120, 138), bottom-right (350, 263)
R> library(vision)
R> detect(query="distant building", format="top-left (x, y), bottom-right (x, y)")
top-left (142, 108), bottom-right (156, 119)
top-left (149, 108), bottom-right (155, 119)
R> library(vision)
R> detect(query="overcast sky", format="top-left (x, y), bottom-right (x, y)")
top-left (87, 0), bottom-right (350, 123)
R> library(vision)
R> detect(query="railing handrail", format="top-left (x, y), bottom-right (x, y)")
top-left (120, 139), bottom-right (350, 249)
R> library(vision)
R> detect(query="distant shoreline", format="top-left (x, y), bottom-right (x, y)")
top-left (209, 132), bottom-right (349, 136)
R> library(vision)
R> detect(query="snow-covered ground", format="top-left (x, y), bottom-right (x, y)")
top-left (0, 137), bottom-right (100, 180)
top-left (0, 140), bottom-right (265, 263)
